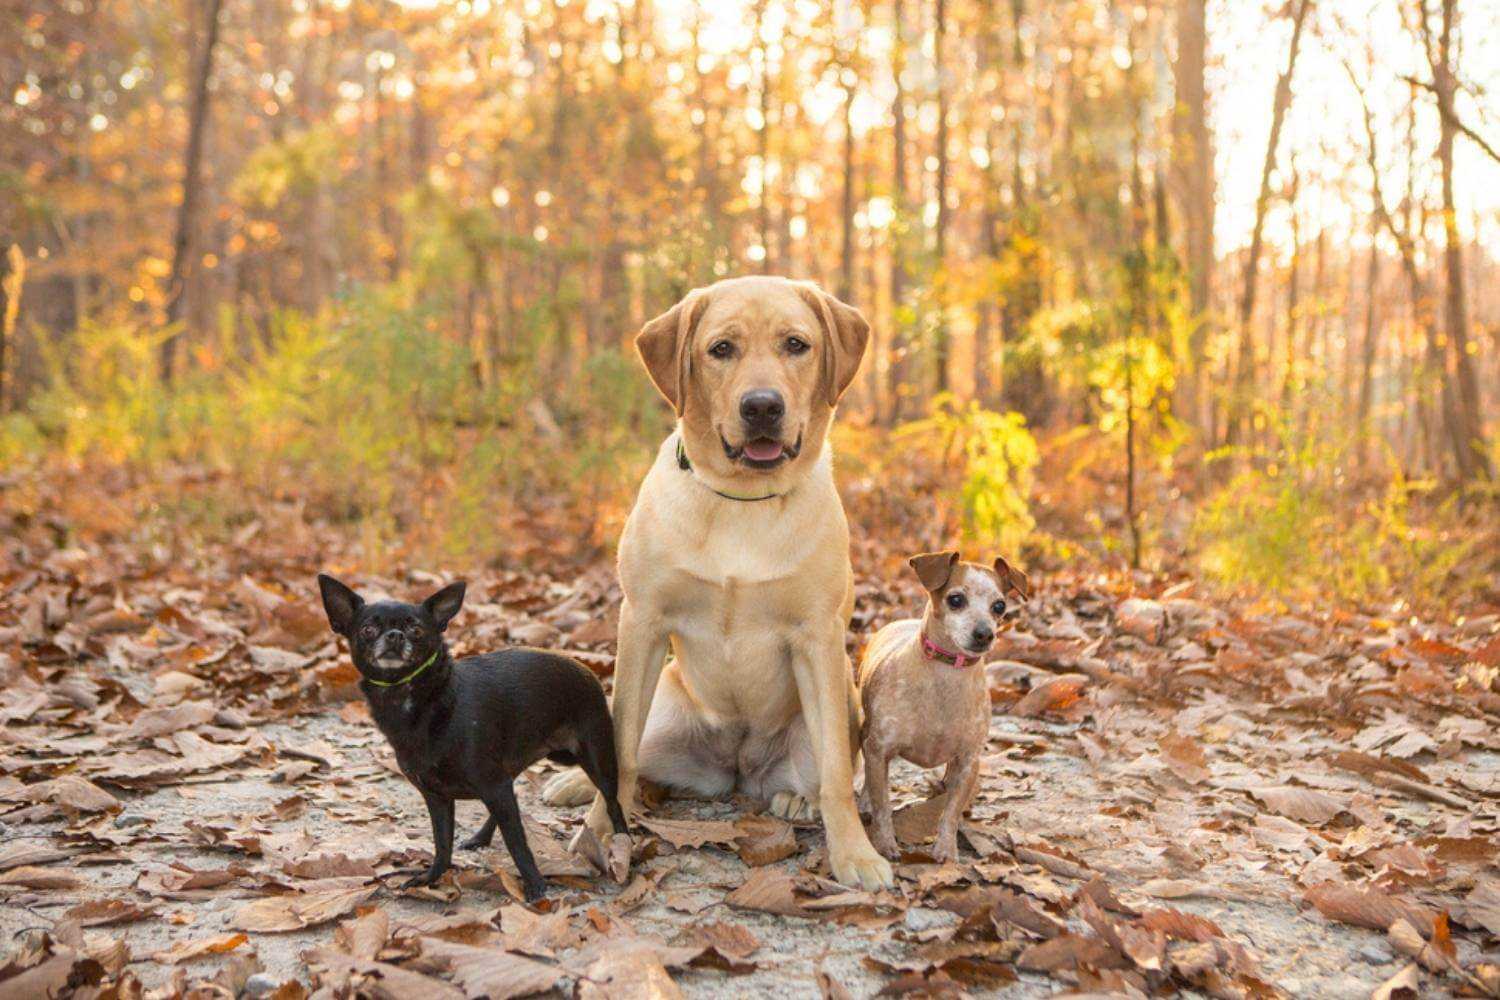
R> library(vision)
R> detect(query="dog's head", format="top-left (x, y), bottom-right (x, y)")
top-left (908, 551), bottom-right (1030, 659)
top-left (636, 276), bottom-right (869, 492)
top-left (317, 574), bottom-right (466, 684)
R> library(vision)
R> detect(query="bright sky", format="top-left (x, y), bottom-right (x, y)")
top-left (1211, 0), bottom-right (1500, 258)
top-left (395, 0), bottom-right (1500, 260)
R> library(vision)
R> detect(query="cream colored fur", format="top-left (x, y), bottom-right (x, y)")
top-left (545, 276), bottom-right (893, 890)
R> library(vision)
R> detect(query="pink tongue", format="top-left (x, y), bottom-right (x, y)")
top-left (743, 439), bottom-right (784, 462)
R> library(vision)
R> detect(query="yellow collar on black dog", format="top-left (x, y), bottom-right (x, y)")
top-left (365, 649), bottom-right (440, 688)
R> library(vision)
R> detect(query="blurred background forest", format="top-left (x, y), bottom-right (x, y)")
top-left (2, 0), bottom-right (1498, 612)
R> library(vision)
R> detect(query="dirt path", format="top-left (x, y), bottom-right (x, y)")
top-left (1, 521), bottom-right (1497, 997)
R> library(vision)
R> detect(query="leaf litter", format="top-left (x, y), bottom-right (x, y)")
top-left (1, 488), bottom-right (1498, 997)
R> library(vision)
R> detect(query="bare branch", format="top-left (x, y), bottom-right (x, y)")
top-left (1399, 73), bottom-right (1500, 167)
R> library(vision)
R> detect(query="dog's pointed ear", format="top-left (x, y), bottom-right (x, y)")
top-left (423, 581), bottom-right (467, 632)
top-left (318, 574), bottom-right (364, 638)
top-left (798, 282), bottom-right (870, 408)
top-left (908, 551), bottom-right (960, 593)
top-left (992, 557), bottom-right (1030, 601)
top-left (637, 289), bottom-right (709, 417)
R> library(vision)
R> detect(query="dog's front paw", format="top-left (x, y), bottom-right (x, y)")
top-left (522, 877), bottom-right (549, 904)
top-left (769, 791), bottom-right (820, 822)
top-left (830, 840), bottom-right (895, 891)
top-left (541, 768), bottom-right (595, 807)
top-left (398, 868), bottom-right (441, 889)
top-left (870, 829), bottom-right (900, 860)
top-left (930, 836), bottom-right (960, 864)
top-left (583, 797), bottom-right (623, 855)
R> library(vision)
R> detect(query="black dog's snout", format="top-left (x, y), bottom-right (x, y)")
top-left (970, 625), bottom-right (994, 648)
top-left (739, 389), bottom-right (785, 429)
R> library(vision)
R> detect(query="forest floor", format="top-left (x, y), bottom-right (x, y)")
top-left (2, 474), bottom-right (1499, 999)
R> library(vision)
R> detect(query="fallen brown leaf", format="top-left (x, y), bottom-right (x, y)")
top-left (1303, 882), bottom-right (1436, 936)
top-left (1462, 878), bottom-right (1500, 937)
top-left (725, 867), bottom-right (810, 918)
top-left (14, 776), bottom-right (119, 814)
top-left (308, 947), bottom-right (465, 1000)
top-left (1158, 731), bottom-right (1210, 784)
top-left (63, 899), bottom-right (156, 927)
top-left (0, 865), bottom-right (86, 890)
top-left (420, 936), bottom-right (564, 999)
top-left (1016, 932), bottom-right (1124, 973)
top-left (150, 932), bottom-right (248, 965)
top-left (637, 816), bottom-right (743, 849)
top-left (1011, 674), bottom-right (1089, 719)
top-left (685, 920), bottom-right (760, 961)
top-left (335, 906), bottom-right (389, 960)
top-left (734, 815), bottom-right (798, 867)
top-left (1248, 785), bottom-right (1346, 825)
top-left (1371, 962), bottom-right (1422, 1000)
top-left (231, 886), bottom-right (376, 933)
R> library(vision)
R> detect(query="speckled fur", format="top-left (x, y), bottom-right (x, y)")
top-left (859, 558), bottom-right (1025, 862)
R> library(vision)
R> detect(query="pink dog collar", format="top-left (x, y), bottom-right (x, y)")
top-left (921, 633), bottom-right (975, 669)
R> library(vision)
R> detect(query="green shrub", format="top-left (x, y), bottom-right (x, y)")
top-left (896, 394), bottom-right (1038, 554)
top-left (1192, 434), bottom-right (1479, 609)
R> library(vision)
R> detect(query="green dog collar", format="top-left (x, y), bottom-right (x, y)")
top-left (364, 649), bottom-right (440, 688)
top-left (675, 437), bottom-right (782, 503)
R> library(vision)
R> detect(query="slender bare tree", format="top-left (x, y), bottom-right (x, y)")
top-left (1225, 0), bottom-right (1312, 448)
top-left (160, 0), bottom-right (225, 380)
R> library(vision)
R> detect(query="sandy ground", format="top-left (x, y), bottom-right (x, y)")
top-left (4, 693), bottom-right (1489, 999)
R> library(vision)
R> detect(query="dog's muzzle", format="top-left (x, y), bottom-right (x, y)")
top-left (375, 631), bottom-right (410, 666)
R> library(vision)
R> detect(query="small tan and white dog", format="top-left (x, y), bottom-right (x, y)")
top-left (859, 550), bottom-right (1029, 862)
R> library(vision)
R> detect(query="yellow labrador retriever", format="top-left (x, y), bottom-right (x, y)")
top-left (544, 275), bottom-right (894, 889)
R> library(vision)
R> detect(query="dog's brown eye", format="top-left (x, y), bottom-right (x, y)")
top-left (360, 624), bottom-right (378, 638)
top-left (991, 601), bottom-right (1006, 617)
top-left (406, 622), bottom-right (424, 636)
top-left (708, 340), bottom-right (735, 360)
top-left (785, 336), bottom-right (809, 355)
top-left (945, 592), bottom-right (966, 610)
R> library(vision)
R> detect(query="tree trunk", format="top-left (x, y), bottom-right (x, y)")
top-left (1225, 0), bottom-right (1312, 448)
top-left (932, 0), bottom-right (950, 395)
top-left (887, 0), bottom-right (910, 422)
top-left (1170, 0), bottom-right (1213, 433)
top-left (1428, 0), bottom-right (1491, 480)
top-left (755, 0), bottom-right (772, 275)
top-left (839, 77), bottom-right (856, 303)
top-left (0, 245), bottom-right (22, 413)
top-left (160, 0), bottom-right (225, 381)
top-left (1281, 186), bottom-right (1300, 423)
top-left (1356, 208), bottom-right (1380, 466)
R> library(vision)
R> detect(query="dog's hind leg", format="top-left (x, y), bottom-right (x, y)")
top-left (635, 664), bottom-right (736, 799)
top-left (459, 816), bottom-right (496, 850)
top-left (547, 663), bottom-right (735, 807)
top-left (754, 718), bottom-right (822, 821)
top-left (577, 715), bottom-right (630, 835)
top-left (541, 767), bottom-right (596, 807)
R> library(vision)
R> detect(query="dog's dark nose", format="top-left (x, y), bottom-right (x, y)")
top-left (970, 625), bottom-right (994, 649)
top-left (739, 389), bottom-right (785, 428)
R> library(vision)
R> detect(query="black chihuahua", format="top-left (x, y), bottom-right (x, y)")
top-left (317, 574), bottom-right (629, 901)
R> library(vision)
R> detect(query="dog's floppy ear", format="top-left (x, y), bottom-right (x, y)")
top-left (423, 581), bottom-right (467, 632)
top-left (908, 551), bottom-right (960, 593)
top-left (992, 557), bottom-right (1030, 601)
top-left (797, 282), bottom-right (871, 407)
top-left (318, 574), bottom-right (364, 638)
top-left (637, 289), bottom-right (709, 417)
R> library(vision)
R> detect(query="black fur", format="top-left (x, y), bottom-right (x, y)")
top-left (317, 574), bottom-right (629, 901)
